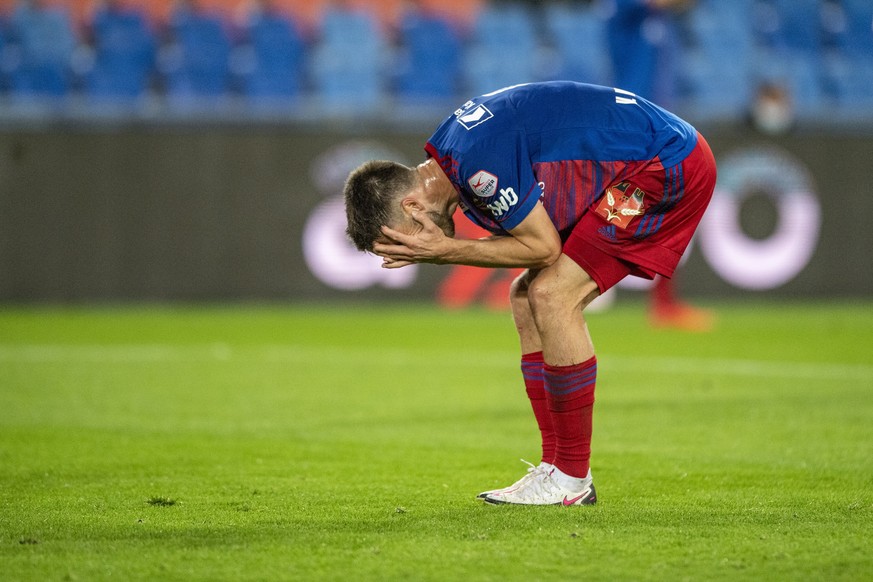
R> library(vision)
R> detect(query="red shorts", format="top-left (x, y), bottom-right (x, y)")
top-left (563, 133), bottom-right (717, 293)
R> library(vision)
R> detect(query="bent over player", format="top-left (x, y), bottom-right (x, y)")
top-left (344, 81), bottom-right (717, 505)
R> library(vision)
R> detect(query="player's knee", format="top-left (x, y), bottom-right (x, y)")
top-left (527, 272), bottom-right (567, 318)
top-left (528, 270), bottom-right (598, 320)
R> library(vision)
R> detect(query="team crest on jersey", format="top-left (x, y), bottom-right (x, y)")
top-left (468, 170), bottom-right (499, 197)
top-left (456, 105), bottom-right (494, 130)
top-left (596, 182), bottom-right (645, 229)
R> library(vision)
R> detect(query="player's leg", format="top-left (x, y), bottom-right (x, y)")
top-left (526, 256), bottom-right (599, 365)
top-left (509, 269), bottom-right (541, 354)
top-left (477, 270), bottom-right (556, 500)
top-left (482, 256), bottom-right (602, 506)
top-left (485, 133), bottom-right (717, 505)
top-left (528, 256), bottom-right (599, 491)
top-left (508, 270), bottom-right (558, 467)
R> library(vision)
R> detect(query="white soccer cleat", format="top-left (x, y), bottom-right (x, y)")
top-left (482, 465), bottom-right (597, 506)
top-left (476, 460), bottom-right (554, 500)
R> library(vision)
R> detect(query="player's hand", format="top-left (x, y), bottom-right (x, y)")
top-left (373, 211), bottom-right (452, 269)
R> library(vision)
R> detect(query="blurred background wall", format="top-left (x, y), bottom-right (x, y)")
top-left (0, 0), bottom-right (871, 303)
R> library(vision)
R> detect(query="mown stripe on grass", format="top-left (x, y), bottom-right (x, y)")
top-left (1, 344), bottom-right (871, 382)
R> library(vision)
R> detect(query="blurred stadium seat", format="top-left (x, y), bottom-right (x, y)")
top-left (543, 2), bottom-right (610, 86)
top-left (0, 0), bottom-right (870, 121)
top-left (837, 0), bottom-right (873, 53)
top-left (4, 1), bottom-right (77, 98)
top-left (824, 48), bottom-right (873, 109)
top-left (394, 7), bottom-right (463, 102)
top-left (463, 3), bottom-right (539, 96)
top-left (749, 0), bottom-right (825, 115)
top-left (161, 2), bottom-right (232, 104)
top-left (237, 2), bottom-right (306, 103)
top-left (86, 2), bottom-right (156, 102)
top-left (768, 0), bottom-right (823, 54)
top-left (822, 0), bottom-right (873, 110)
top-left (309, 5), bottom-right (386, 111)
top-left (679, 0), bottom-right (755, 117)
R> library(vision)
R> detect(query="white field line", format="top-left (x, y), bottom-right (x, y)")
top-left (0, 344), bottom-right (871, 382)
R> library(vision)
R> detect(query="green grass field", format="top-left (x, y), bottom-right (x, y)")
top-left (1, 301), bottom-right (871, 581)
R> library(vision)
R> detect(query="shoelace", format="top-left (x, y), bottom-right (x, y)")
top-left (533, 473), bottom-right (563, 502)
top-left (519, 459), bottom-right (539, 474)
top-left (507, 459), bottom-right (545, 491)
top-left (484, 460), bottom-right (547, 498)
top-left (538, 475), bottom-right (566, 501)
top-left (509, 466), bottom-right (562, 502)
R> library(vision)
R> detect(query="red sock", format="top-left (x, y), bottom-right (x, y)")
top-left (652, 275), bottom-right (677, 311)
top-left (521, 351), bottom-right (555, 464)
top-left (544, 356), bottom-right (596, 478)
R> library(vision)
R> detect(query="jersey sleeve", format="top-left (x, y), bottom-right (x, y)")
top-left (458, 131), bottom-right (544, 232)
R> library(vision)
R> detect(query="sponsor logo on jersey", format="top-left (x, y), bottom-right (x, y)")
top-left (456, 105), bottom-right (494, 130)
top-left (595, 182), bottom-right (645, 229)
top-left (468, 170), bottom-right (499, 198)
top-left (486, 187), bottom-right (519, 217)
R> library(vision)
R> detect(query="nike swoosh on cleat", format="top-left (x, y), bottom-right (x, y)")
top-left (562, 490), bottom-right (591, 506)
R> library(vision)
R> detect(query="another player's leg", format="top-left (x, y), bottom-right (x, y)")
top-left (649, 274), bottom-right (715, 331)
top-left (649, 134), bottom-right (719, 331)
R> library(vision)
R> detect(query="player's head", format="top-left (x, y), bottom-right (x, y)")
top-left (344, 159), bottom-right (455, 252)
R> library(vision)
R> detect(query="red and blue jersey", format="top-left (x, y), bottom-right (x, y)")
top-left (424, 81), bottom-right (698, 239)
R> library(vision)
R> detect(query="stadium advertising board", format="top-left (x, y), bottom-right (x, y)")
top-left (0, 126), bottom-right (870, 302)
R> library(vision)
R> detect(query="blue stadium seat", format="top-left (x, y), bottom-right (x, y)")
top-left (687, 0), bottom-right (755, 60)
top-left (679, 0), bottom-right (755, 117)
top-left (394, 9), bottom-right (463, 102)
top-left (0, 15), bottom-right (7, 92)
top-left (239, 7), bottom-right (305, 102)
top-left (86, 5), bottom-right (156, 101)
top-left (823, 50), bottom-right (873, 111)
top-left (769, 0), bottom-right (823, 54)
top-left (5, 3), bottom-right (77, 98)
top-left (679, 48), bottom-right (753, 119)
top-left (163, 6), bottom-right (232, 103)
top-left (543, 3), bottom-right (610, 85)
top-left (836, 0), bottom-right (873, 53)
top-left (747, 0), bottom-right (831, 116)
top-left (310, 7), bottom-right (386, 111)
top-left (817, 0), bottom-right (873, 113)
top-left (463, 3), bottom-right (539, 96)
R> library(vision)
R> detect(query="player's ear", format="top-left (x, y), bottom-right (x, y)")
top-left (400, 196), bottom-right (426, 216)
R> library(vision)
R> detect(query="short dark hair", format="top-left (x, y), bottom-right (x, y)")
top-left (344, 160), bottom-right (418, 252)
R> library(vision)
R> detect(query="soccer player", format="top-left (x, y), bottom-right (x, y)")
top-left (344, 81), bottom-right (717, 505)
top-left (607, 0), bottom-right (716, 330)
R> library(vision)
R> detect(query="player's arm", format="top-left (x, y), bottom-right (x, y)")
top-left (375, 202), bottom-right (561, 269)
